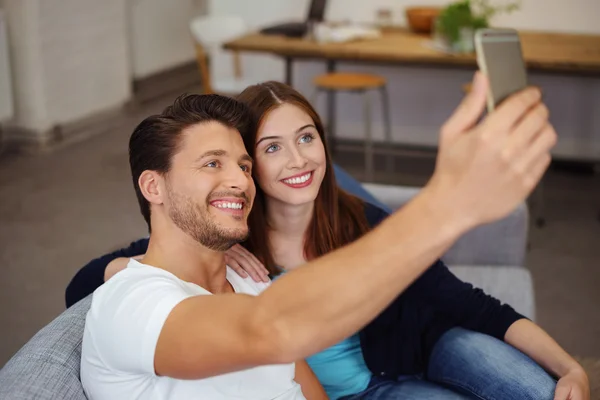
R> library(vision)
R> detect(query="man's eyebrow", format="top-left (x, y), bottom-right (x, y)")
top-left (255, 124), bottom-right (316, 147)
top-left (195, 149), bottom-right (227, 162)
top-left (240, 154), bottom-right (254, 164)
top-left (195, 150), bottom-right (253, 165)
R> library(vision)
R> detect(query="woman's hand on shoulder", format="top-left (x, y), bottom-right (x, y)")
top-left (225, 244), bottom-right (270, 283)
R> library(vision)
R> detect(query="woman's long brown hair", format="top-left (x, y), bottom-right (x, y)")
top-left (236, 81), bottom-right (372, 275)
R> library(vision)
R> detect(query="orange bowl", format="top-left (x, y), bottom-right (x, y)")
top-left (405, 6), bottom-right (442, 34)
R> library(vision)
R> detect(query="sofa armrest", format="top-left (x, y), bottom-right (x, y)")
top-left (0, 296), bottom-right (91, 400)
top-left (449, 265), bottom-right (536, 321)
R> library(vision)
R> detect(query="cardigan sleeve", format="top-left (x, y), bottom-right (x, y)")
top-left (414, 260), bottom-right (527, 340)
top-left (64, 238), bottom-right (149, 308)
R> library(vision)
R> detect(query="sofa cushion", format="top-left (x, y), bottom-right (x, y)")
top-left (334, 164), bottom-right (392, 212)
top-left (0, 296), bottom-right (91, 400)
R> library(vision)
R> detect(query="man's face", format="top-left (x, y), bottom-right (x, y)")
top-left (163, 122), bottom-right (255, 251)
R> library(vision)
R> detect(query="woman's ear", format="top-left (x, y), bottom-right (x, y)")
top-left (138, 171), bottom-right (164, 206)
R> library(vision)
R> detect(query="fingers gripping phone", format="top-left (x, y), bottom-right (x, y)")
top-left (475, 28), bottom-right (528, 112)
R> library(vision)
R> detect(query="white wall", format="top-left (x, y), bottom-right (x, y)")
top-left (128, 0), bottom-right (207, 79)
top-left (211, 0), bottom-right (600, 161)
top-left (39, 0), bottom-right (131, 125)
top-left (2, 0), bottom-right (49, 132)
top-left (0, 10), bottom-right (14, 122)
top-left (2, 0), bottom-right (131, 136)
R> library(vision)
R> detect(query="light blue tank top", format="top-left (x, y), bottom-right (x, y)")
top-left (305, 334), bottom-right (372, 399)
top-left (272, 269), bottom-right (371, 399)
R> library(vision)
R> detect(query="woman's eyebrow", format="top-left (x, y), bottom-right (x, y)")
top-left (255, 136), bottom-right (281, 147)
top-left (295, 124), bottom-right (316, 133)
top-left (255, 124), bottom-right (316, 147)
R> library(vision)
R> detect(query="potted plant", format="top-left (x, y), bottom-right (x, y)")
top-left (435, 0), bottom-right (521, 53)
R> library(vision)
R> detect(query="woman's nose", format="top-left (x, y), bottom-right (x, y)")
top-left (287, 147), bottom-right (308, 169)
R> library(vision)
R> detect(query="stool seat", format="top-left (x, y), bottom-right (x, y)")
top-left (312, 71), bottom-right (392, 181)
top-left (314, 73), bottom-right (387, 91)
top-left (462, 83), bottom-right (472, 94)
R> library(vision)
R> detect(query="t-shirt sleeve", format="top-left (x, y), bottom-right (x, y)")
top-left (85, 271), bottom-right (192, 375)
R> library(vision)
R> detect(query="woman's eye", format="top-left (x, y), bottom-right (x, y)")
top-left (299, 133), bottom-right (314, 143)
top-left (266, 144), bottom-right (280, 153)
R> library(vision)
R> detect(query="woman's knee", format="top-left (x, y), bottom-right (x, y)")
top-left (428, 328), bottom-right (556, 400)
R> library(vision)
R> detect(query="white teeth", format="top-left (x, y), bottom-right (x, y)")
top-left (215, 202), bottom-right (242, 210)
top-left (284, 172), bottom-right (311, 184)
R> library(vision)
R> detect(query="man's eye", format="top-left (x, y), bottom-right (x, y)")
top-left (205, 161), bottom-right (219, 168)
top-left (240, 164), bottom-right (251, 173)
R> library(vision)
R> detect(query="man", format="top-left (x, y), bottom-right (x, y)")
top-left (81, 74), bottom-right (561, 399)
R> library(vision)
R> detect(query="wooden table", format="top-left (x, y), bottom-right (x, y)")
top-left (224, 28), bottom-right (600, 83)
top-left (226, 28), bottom-right (600, 221)
top-left (225, 28), bottom-right (600, 155)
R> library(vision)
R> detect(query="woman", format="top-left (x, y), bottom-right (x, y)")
top-left (66, 82), bottom-right (589, 400)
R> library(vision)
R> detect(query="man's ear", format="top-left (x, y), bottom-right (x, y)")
top-left (138, 171), bottom-right (164, 206)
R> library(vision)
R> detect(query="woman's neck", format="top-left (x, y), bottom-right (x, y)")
top-left (266, 198), bottom-right (315, 238)
top-left (265, 198), bottom-right (315, 271)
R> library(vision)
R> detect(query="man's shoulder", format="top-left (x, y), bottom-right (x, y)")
top-left (89, 260), bottom-right (194, 319)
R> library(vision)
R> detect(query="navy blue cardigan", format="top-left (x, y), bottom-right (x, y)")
top-left (65, 202), bottom-right (524, 377)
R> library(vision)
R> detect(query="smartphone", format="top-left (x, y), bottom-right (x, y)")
top-left (474, 28), bottom-right (528, 112)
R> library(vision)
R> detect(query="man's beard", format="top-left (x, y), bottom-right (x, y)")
top-left (166, 187), bottom-right (249, 252)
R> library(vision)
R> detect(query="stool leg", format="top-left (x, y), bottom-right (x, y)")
top-left (380, 85), bottom-right (393, 174)
top-left (532, 177), bottom-right (546, 228)
top-left (363, 90), bottom-right (374, 182)
top-left (324, 89), bottom-right (337, 158)
top-left (309, 88), bottom-right (320, 107)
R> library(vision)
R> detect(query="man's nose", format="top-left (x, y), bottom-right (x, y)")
top-left (225, 164), bottom-right (251, 191)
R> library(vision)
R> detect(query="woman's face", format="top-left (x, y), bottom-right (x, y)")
top-left (254, 103), bottom-right (326, 207)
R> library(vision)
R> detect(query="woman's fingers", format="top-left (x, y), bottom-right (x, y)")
top-left (229, 244), bottom-right (270, 281)
top-left (225, 247), bottom-right (268, 283)
top-left (224, 254), bottom-right (251, 280)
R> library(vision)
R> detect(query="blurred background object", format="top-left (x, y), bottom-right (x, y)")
top-left (189, 15), bottom-right (259, 95)
top-left (405, 6), bottom-right (442, 34)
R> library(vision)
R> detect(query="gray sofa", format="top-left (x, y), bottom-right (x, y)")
top-left (0, 183), bottom-right (534, 400)
top-left (363, 183), bottom-right (535, 320)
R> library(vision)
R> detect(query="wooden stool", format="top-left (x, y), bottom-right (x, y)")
top-left (312, 72), bottom-right (392, 182)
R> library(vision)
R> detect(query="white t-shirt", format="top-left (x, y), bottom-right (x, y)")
top-left (81, 259), bottom-right (305, 400)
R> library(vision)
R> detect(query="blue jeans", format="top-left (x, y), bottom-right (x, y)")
top-left (341, 327), bottom-right (556, 399)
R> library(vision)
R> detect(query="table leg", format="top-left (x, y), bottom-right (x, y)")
top-left (380, 86), bottom-right (394, 174)
top-left (284, 57), bottom-right (293, 86)
top-left (326, 60), bottom-right (336, 156)
top-left (363, 90), bottom-right (374, 182)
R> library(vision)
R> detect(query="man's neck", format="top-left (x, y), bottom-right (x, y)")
top-left (142, 224), bottom-right (232, 294)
